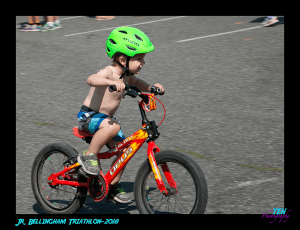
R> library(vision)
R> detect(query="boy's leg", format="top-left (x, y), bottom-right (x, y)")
top-left (106, 139), bottom-right (126, 185)
top-left (105, 132), bottom-right (130, 203)
top-left (84, 118), bottom-right (121, 155)
top-left (78, 114), bottom-right (130, 203)
top-left (78, 117), bottom-right (120, 176)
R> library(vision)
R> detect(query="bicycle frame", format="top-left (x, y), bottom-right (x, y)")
top-left (47, 90), bottom-right (177, 198)
top-left (100, 127), bottom-right (170, 193)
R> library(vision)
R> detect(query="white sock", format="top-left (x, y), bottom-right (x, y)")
top-left (47, 22), bottom-right (54, 27)
top-left (55, 20), bottom-right (60, 24)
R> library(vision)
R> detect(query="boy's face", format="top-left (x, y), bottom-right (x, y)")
top-left (129, 53), bottom-right (146, 74)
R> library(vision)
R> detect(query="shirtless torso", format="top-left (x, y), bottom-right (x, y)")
top-left (82, 65), bottom-right (132, 117)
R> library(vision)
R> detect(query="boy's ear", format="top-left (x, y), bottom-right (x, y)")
top-left (117, 55), bottom-right (127, 66)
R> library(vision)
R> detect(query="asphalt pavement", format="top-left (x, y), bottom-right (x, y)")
top-left (16, 16), bottom-right (284, 214)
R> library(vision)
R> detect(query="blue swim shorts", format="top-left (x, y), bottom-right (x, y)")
top-left (77, 105), bottom-right (126, 142)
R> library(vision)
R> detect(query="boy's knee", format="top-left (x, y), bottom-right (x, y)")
top-left (105, 119), bottom-right (120, 135)
top-left (111, 122), bottom-right (121, 135)
top-left (99, 117), bottom-right (121, 139)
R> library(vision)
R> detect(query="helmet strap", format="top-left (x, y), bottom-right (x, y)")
top-left (114, 56), bottom-right (133, 79)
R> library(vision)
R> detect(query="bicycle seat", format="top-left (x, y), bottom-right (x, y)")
top-left (73, 126), bottom-right (94, 138)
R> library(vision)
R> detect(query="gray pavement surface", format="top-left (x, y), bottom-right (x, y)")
top-left (16, 16), bottom-right (284, 214)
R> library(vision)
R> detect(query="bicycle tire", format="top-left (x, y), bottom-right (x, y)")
top-left (31, 143), bottom-right (87, 214)
top-left (134, 150), bottom-right (208, 214)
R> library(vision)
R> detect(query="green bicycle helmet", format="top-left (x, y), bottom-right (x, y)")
top-left (106, 26), bottom-right (154, 58)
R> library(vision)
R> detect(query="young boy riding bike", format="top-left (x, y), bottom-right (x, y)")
top-left (77, 26), bottom-right (165, 204)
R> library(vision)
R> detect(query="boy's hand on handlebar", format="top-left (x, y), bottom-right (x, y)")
top-left (154, 83), bottom-right (165, 95)
top-left (112, 80), bottom-right (126, 92)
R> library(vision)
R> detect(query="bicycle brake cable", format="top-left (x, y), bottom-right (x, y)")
top-left (154, 95), bottom-right (166, 127)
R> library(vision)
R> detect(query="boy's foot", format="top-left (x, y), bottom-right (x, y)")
top-left (261, 16), bottom-right (279, 27)
top-left (77, 152), bottom-right (100, 176)
top-left (106, 183), bottom-right (131, 204)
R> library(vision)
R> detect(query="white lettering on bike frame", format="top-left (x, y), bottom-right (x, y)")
top-left (109, 147), bottom-right (133, 176)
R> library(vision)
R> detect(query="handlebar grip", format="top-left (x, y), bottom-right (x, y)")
top-left (109, 85), bottom-right (117, 92)
top-left (150, 86), bottom-right (164, 95)
top-left (155, 87), bottom-right (164, 95)
top-left (109, 84), bottom-right (130, 92)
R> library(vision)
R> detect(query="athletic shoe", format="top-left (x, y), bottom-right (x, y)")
top-left (261, 16), bottom-right (279, 27)
top-left (31, 25), bottom-right (41, 32)
top-left (106, 183), bottom-right (131, 204)
top-left (77, 152), bottom-right (100, 176)
top-left (22, 25), bottom-right (34, 32)
top-left (54, 21), bottom-right (63, 29)
top-left (40, 23), bottom-right (57, 32)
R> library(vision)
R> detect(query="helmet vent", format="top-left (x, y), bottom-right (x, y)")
top-left (109, 39), bottom-right (117, 44)
top-left (126, 46), bottom-right (136, 51)
top-left (134, 34), bottom-right (143, 41)
top-left (118, 30), bottom-right (128, 34)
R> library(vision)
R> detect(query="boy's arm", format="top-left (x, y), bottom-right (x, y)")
top-left (128, 75), bottom-right (165, 93)
top-left (87, 67), bottom-right (125, 92)
top-left (87, 68), bottom-right (114, 87)
top-left (128, 75), bottom-right (151, 92)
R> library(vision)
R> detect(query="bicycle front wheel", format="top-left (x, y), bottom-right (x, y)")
top-left (134, 150), bottom-right (208, 214)
top-left (31, 143), bottom-right (87, 214)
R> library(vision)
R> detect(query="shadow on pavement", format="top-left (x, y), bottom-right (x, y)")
top-left (32, 182), bottom-right (136, 214)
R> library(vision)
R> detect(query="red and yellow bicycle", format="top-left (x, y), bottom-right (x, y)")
top-left (31, 84), bottom-right (208, 214)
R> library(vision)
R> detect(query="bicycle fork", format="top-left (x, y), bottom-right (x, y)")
top-left (147, 141), bottom-right (178, 196)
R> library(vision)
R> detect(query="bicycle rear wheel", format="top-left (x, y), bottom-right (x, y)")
top-left (134, 150), bottom-right (208, 214)
top-left (31, 143), bottom-right (87, 214)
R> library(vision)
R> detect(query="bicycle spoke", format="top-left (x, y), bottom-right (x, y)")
top-left (32, 143), bottom-right (88, 214)
top-left (37, 151), bottom-right (77, 210)
top-left (174, 196), bottom-right (188, 213)
top-left (143, 160), bottom-right (197, 214)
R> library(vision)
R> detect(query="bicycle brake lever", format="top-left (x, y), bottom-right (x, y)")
top-left (123, 89), bottom-right (139, 98)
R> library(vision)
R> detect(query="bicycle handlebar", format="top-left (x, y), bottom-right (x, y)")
top-left (108, 84), bottom-right (129, 92)
top-left (109, 83), bottom-right (166, 127)
top-left (109, 84), bottom-right (164, 96)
